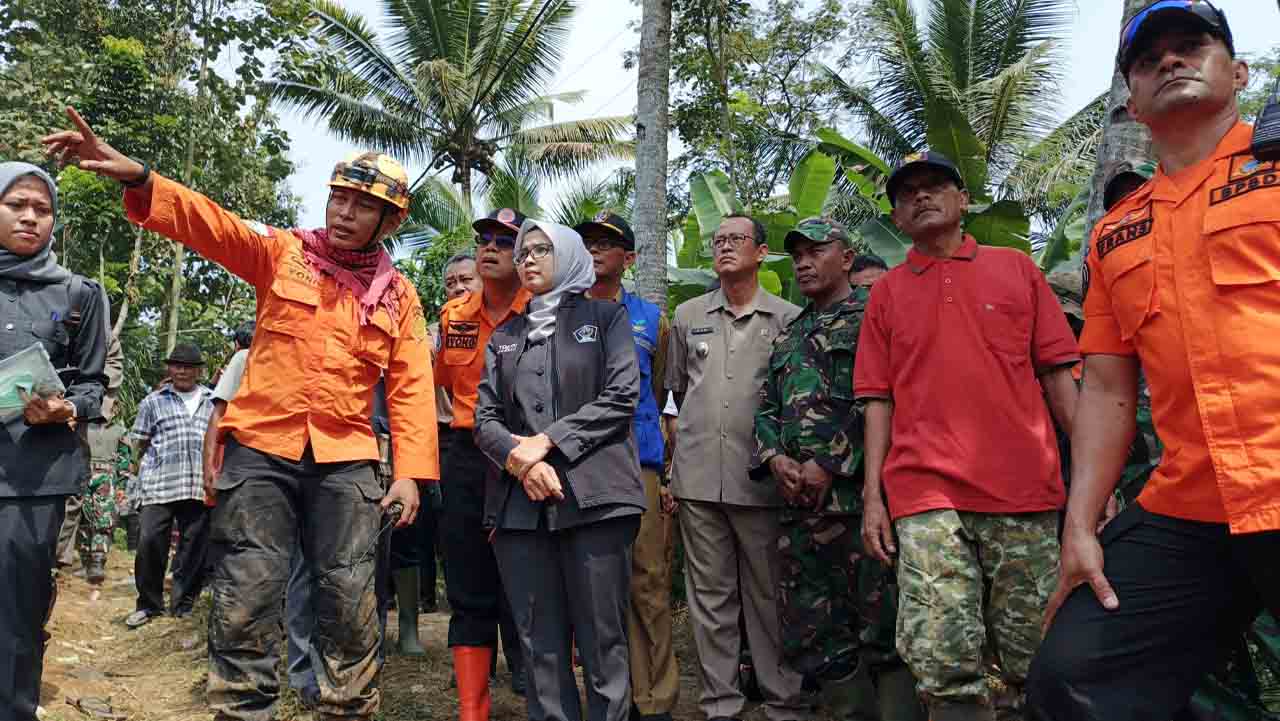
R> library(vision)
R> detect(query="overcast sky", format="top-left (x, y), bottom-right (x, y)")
top-left (275, 0), bottom-right (1278, 227)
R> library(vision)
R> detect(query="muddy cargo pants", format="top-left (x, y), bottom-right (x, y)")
top-left (207, 438), bottom-right (385, 721)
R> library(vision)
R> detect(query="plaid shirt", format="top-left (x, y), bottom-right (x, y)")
top-left (131, 384), bottom-right (214, 506)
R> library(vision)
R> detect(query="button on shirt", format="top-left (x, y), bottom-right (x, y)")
top-left (854, 235), bottom-right (1080, 520)
top-left (132, 384), bottom-right (215, 506)
top-left (1081, 122), bottom-right (1280, 533)
top-left (667, 287), bottom-right (800, 506)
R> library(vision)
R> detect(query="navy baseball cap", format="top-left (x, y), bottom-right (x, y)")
top-left (886, 151), bottom-right (965, 207)
top-left (1117, 0), bottom-right (1233, 78)
top-left (473, 207), bottom-right (527, 235)
top-left (574, 210), bottom-right (636, 250)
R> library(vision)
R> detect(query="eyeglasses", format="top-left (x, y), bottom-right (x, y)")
top-left (475, 231), bottom-right (516, 249)
top-left (711, 233), bottom-right (755, 251)
top-left (515, 243), bottom-right (554, 264)
top-left (583, 236), bottom-right (626, 252)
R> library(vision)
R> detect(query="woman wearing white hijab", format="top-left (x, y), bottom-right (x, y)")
top-left (475, 219), bottom-right (646, 721)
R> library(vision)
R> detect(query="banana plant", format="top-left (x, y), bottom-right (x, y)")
top-left (673, 148), bottom-right (838, 307)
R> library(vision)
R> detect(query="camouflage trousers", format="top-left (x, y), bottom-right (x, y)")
top-left (777, 510), bottom-right (901, 680)
top-left (76, 472), bottom-right (116, 581)
top-left (894, 510), bottom-right (1058, 715)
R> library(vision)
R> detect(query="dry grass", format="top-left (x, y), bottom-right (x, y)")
top-left (43, 551), bottom-right (723, 720)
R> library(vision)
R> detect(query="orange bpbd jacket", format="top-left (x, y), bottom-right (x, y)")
top-left (125, 174), bottom-right (439, 482)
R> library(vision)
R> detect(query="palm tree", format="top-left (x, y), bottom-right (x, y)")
top-left (268, 0), bottom-right (634, 203)
top-left (824, 0), bottom-right (1075, 201)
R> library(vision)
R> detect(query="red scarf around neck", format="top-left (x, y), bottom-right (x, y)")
top-left (295, 228), bottom-right (401, 326)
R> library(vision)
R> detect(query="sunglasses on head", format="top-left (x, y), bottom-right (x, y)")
top-left (1118, 0), bottom-right (1228, 69)
top-left (475, 231), bottom-right (516, 248)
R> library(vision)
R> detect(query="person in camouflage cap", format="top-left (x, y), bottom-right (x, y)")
top-left (753, 217), bottom-right (924, 721)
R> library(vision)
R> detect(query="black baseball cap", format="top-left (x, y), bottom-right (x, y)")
top-left (886, 151), bottom-right (965, 207)
top-left (472, 207), bottom-right (527, 235)
top-left (1117, 0), bottom-right (1233, 78)
top-left (574, 210), bottom-right (636, 251)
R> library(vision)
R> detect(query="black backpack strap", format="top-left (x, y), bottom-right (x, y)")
top-left (63, 275), bottom-right (93, 345)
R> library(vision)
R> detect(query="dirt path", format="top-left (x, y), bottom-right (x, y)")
top-left (42, 550), bottom-right (760, 721)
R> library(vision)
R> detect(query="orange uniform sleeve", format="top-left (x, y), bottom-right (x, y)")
top-left (853, 283), bottom-right (893, 399)
top-left (386, 291), bottom-right (441, 482)
top-left (1079, 241), bottom-right (1138, 357)
top-left (124, 174), bottom-right (280, 291)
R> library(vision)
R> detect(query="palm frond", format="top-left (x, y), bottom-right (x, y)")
top-left (549, 175), bottom-right (611, 227)
top-left (478, 149), bottom-right (544, 215)
top-left (821, 67), bottom-right (917, 162)
top-left (504, 115), bottom-right (633, 146)
top-left (980, 0), bottom-right (1073, 80)
top-left (304, 1), bottom-right (422, 115)
top-left (863, 0), bottom-right (934, 152)
top-left (1001, 91), bottom-right (1106, 218)
top-left (265, 78), bottom-right (433, 163)
top-left (403, 175), bottom-right (473, 235)
top-left (968, 39), bottom-right (1061, 171)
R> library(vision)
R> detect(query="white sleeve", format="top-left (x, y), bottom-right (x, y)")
top-left (212, 349), bottom-right (249, 402)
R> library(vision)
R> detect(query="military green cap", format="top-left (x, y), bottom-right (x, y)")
top-left (784, 216), bottom-right (852, 252)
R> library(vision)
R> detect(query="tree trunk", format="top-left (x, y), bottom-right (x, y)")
top-left (1082, 0), bottom-right (1156, 239)
top-left (113, 226), bottom-right (146, 340)
top-left (164, 0), bottom-right (213, 355)
top-left (634, 0), bottom-right (673, 310)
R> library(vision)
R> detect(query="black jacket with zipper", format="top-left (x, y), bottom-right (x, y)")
top-left (474, 292), bottom-right (644, 528)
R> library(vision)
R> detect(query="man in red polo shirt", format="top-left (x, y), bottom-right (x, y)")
top-left (854, 152), bottom-right (1080, 721)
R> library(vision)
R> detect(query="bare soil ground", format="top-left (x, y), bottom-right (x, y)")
top-left (41, 549), bottom-right (761, 721)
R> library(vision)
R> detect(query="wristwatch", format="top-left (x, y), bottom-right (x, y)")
top-left (121, 160), bottom-right (151, 188)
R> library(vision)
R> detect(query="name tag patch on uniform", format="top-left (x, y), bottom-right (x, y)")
top-left (1096, 204), bottom-right (1153, 259)
top-left (691, 327), bottom-right (714, 336)
top-left (1211, 155), bottom-right (1279, 205)
top-left (574, 325), bottom-right (599, 343)
top-left (497, 343), bottom-right (518, 354)
top-left (446, 320), bottom-right (479, 349)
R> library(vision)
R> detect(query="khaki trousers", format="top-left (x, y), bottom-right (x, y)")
top-left (679, 499), bottom-right (808, 721)
top-left (629, 470), bottom-right (679, 715)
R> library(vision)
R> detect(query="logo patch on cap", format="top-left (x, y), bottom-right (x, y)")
top-left (903, 152), bottom-right (925, 164)
top-left (594, 210), bottom-right (611, 222)
top-left (498, 208), bottom-right (516, 223)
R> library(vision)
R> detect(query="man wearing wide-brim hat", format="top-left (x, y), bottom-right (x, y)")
top-left (127, 342), bottom-right (216, 629)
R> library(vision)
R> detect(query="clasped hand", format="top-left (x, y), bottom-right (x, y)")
top-left (769, 455), bottom-right (833, 511)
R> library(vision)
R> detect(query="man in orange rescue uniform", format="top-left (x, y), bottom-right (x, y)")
top-left (435, 208), bottom-right (532, 721)
top-left (1027, 3), bottom-right (1280, 719)
top-left (43, 108), bottom-right (439, 721)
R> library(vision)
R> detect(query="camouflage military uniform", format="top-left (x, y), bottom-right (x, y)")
top-left (78, 425), bottom-right (130, 585)
top-left (755, 287), bottom-right (873, 675)
top-left (754, 287), bottom-right (921, 721)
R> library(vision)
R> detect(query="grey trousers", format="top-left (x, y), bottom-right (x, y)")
top-left (679, 500), bottom-right (808, 721)
top-left (495, 516), bottom-right (640, 721)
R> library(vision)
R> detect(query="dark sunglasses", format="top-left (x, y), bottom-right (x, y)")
top-left (475, 231), bottom-right (516, 249)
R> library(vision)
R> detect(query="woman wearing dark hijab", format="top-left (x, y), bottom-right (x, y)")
top-left (475, 219), bottom-right (645, 721)
top-left (0, 162), bottom-right (109, 721)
